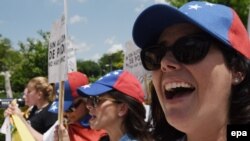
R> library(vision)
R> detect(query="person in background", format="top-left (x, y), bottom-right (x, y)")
top-left (77, 70), bottom-right (152, 141)
top-left (4, 76), bottom-right (57, 134)
top-left (50, 71), bottom-right (106, 141)
top-left (132, 1), bottom-right (250, 141)
top-left (22, 87), bottom-right (34, 119)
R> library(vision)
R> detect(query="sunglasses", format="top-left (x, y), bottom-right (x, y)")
top-left (87, 96), bottom-right (118, 108)
top-left (140, 33), bottom-right (212, 70)
top-left (67, 98), bottom-right (87, 112)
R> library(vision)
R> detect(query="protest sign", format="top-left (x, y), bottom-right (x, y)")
top-left (48, 15), bottom-right (68, 83)
top-left (67, 40), bottom-right (77, 72)
top-left (123, 41), bottom-right (151, 104)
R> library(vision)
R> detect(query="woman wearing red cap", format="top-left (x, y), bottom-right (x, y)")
top-left (46, 71), bottom-right (106, 141)
top-left (133, 1), bottom-right (250, 141)
top-left (77, 70), bottom-right (152, 141)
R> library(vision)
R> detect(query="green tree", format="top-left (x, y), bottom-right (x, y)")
top-left (0, 35), bottom-right (22, 140)
top-left (0, 35), bottom-right (21, 72)
top-left (11, 31), bottom-right (50, 92)
top-left (77, 60), bottom-right (101, 82)
top-left (0, 35), bottom-right (22, 97)
top-left (166, 0), bottom-right (250, 26)
top-left (98, 50), bottom-right (124, 75)
top-left (77, 50), bottom-right (124, 81)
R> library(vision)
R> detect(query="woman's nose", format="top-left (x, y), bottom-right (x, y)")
top-left (160, 53), bottom-right (181, 72)
top-left (86, 101), bottom-right (94, 110)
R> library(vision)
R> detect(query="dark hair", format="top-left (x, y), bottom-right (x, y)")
top-left (148, 85), bottom-right (185, 141)
top-left (148, 43), bottom-right (250, 140)
top-left (108, 90), bottom-right (152, 141)
top-left (220, 46), bottom-right (250, 124)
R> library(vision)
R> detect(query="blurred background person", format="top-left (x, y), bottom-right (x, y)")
top-left (77, 70), bottom-right (152, 141)
top-left (49, 71), bottom-right (106, 141)
top-left (4, 76), bottom-right (57, 134)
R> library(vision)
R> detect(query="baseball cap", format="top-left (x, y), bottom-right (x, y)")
top-left (49, 71), bottom-right (89, 113)
top-left (133, 1), bottom-right (250, 59)
top-left (77, 70), bottom-right (145, 103)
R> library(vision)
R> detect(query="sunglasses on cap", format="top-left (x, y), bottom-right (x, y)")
top-left (87, 96), bottom-right (119, 108)
top-left (140, 33), bottom-right (213, 70)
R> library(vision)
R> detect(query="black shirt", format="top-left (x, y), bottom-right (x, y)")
top-left (27, 103), bottom-right (57, 134)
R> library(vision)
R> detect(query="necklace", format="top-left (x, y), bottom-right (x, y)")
top-left (35, 108), bottom-right (43, 114)
top-left (35, 103), bottom-right (49, 114)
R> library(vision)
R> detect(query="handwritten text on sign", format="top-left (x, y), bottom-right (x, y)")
top-left (48, 15), bottom-right (67, 83)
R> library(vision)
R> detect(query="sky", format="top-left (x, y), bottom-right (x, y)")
top-left (0, 0), bottom-right (168, 61)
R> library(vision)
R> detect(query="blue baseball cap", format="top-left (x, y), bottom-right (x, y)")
top-left (49, 72), bottom-right (89, 113)
top-left (77, 70), bottom-right (145, 103)
top-left (133, 1), bottom-right (250, 59)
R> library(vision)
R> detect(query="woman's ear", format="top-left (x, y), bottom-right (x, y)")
top-left (118, 103), bottom-right (128, 117)
top-left (232, 71), bottom-right (245, 85)
top-left (37, 91), bottom-right (43, 99)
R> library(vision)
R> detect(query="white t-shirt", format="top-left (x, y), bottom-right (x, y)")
top-left (43, 120), bottom-right (58, 141)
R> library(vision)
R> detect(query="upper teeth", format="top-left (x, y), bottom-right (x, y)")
top-left (165, 82), bottom-right (193, 91)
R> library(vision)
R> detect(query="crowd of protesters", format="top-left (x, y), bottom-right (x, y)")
top-left (1, 1), bottom-right (250, 141)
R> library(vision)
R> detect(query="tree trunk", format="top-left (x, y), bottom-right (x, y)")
top-left (1, 71), bottom-right (13, 98)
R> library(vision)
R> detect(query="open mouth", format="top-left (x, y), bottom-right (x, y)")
top-left (90, 115), bottom-right (96, 120)
top-left (165, 82), bottom-right (195, 99)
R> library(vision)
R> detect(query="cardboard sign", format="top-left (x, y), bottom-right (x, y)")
top-left (48, 15), bottom-right (68, 83)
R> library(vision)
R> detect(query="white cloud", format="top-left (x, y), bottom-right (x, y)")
top-left (75, 42), bottom-right (91, 52)
top-left (75, 0), bottom-right (87, 3)
top-left (154, 0), bottom-right (168, 4)
top-left (90, 53), bottom-right (102, 62)
top-left (50, 0), bottom-right (57, 3)
top-left (69, 15), bottom-right (88, 24)
top-left (70, 40), bottom-right (91, 59)
top-left (104, 36), bottom-right (115, 45)
top-left (107, 44), bottom-right (123, 54)
top-left (135, 4), bottom-right (145, 13)
top-left (104, 36), bottom-right (123, 54)
top-left (134, 0), bottom-right (169, 13)
top-left (70, 41), bottom-right (102, 61)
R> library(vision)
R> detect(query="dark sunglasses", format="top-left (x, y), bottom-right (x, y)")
top-left (140, 33), bottom-right (212, 70)
top-left (67, 98), bottom-right (87, 112)
top-left (87, 96), bottom-right (118, 108)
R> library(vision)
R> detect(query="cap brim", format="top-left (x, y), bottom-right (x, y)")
top-left (77, 82), bottom-right (113, 97)
top-left (48, 100), bottom-right (72, 113)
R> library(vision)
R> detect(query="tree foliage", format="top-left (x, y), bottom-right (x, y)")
top-left (98, 50), bottom-right (124, 75)
top-left (77, 50), bottom-right (124, 82)
top-left (0, 35), bottom-right (21, 72)
top-left (77, 60), bottom-right (101, 82)
top-left (11, 31), bottom-right (50, 92)
top-left (0, 35), bottom-right (22, 94)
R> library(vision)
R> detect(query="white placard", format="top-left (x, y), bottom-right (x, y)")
top-left (123, 41), bottom-right (151, 103)
top-left (48, 15), bottom-right (68, 83)
top-left (67, 40), bottom-right (77, 72)
top-left (0, 117), bottom-right (11, 141)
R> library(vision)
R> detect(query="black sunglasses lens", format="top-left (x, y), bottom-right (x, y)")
top-left (141, 46), bottom-right (164, 70)
top-left (141, 34), bottom-right (211, 70)
top-left (93, 97), bottom-right (99, 107)
top-left (88, 96), bottom-right (99, 107)
top-left (173, 35), bottom-right (211, 64)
